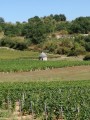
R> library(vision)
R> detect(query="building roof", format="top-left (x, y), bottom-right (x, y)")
top-left (39, 52), bottom-right (47, 58)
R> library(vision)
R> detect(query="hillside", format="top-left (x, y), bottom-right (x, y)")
top-left (0, 15), bottom-right (90, 56)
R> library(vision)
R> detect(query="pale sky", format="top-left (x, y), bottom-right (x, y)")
top-left (0, 0), bottom-right (90, 23)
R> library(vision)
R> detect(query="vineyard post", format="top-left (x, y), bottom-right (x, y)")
top-left (7, 95), bottom-right (9, 111)
top-left (77, 105), bottom-right (80, 120)
top-left (30, 101), bottom-right (34, 120)
top-left (44, 102), bottom-right (47, 120)
top-left (19, 99), bottom-right (23, 119)
top-left (60, 106), bottom-right (64, 120)
top-left (22, 92), bottom-right (25, 108)
top-left (9, 99), bottom-right (12, 113)
top-left (7, 94), bottom-right (11, 113)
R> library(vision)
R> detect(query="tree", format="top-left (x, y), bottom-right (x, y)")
top-left (85, 42), bottom-right (90, 51)
top-left (0, 26), bottom-right (2, 32)
top-left (23, 17), bottom-right (47, 44)
top-left (0, 17), bottom-right (5, 23)
top-left (28, 16), bottom-right (41, 24)
top-left (27, 21), bottom-right (46, 44)
top-left (83, 53), bottom-right (90, 60)
top-left (53, 14), bottom-right (66, 22)
top-left (0, 17), bottom-right (5, 31)
top-left (59, 14), bottom-right (66, 21)
top-left (4, 23), bottom-right (21, 37)
top-left (43, 16), bottom-right (56, 33)
top-left (70, 17), bottom-right (90, 34)
top-left (56, 21), bottom-right (70, 32)
top-left (84, 35), bottom-right (90, 42)
top-left (16, 21), bottom-right (23, 36)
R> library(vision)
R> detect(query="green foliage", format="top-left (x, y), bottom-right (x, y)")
top-left (43, 38), bottom-right (75, 55)
top-left (0, 15), bottom-right (90, 37)
top-left (0, 17), bottom-right (5, 23)
top-left (0, 26), bottom-right (2, 32)
top-left (43, 16), bottom-right (56, 33)
top-left (0, 15), bottom-right (90, 54)
top-left (84, 35), bottom-right (90, 42)
top-left (0, 59), bottom-right (90, 72)
top-left (56, 21), bottom-right (70, 31)
top-left (0, 37), bottom-right (27, 50)
top-left (68, 44), bottom-right (86, 56)
top-left (83, 53), bottom-right (90, 60)
top-left (53, 14), bottom-right (66, 21)
top-left (4, 23), bottom-right (22, 37)
top-left (0, 14), bottom-right (67, 46)
top-left (85, 42), bottom-right (90, 51)
top-left (70, 17), bottom-right (90, 34)
top-left (46, 43), bottom-right (57, 53)
top-left (0, 81), bottom-right (90, 119)
top-left (0, 48), bottom-right (39, 59)
top-left (23, 17), bottom-right (47, 44)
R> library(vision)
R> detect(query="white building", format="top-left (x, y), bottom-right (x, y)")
top-left (39, 52), bottom-right (47, 61)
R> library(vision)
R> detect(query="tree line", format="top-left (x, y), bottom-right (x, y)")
top-left (0, 14), bottom-right (90, 56)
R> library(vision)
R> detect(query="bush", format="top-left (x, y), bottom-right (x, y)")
top-left (13, 42), bottom-right (27, 50)
top-left (68, 47), bottom-right (86, 56)
top-left (55, 47), bottom-right (70, 55)
top-left (0, 37), bottom-right (28, 50)
top-left (83, 54), bottom-right (90, 60)
top-left (85, 42), bottom-right (90, 51)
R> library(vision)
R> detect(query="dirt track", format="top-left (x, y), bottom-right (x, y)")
top-left (0, 66), bottom-right (90, 82)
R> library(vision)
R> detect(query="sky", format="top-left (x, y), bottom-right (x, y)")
top-left (0, 0), bottom-right (90, 23)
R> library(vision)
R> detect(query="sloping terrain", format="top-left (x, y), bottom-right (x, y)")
top-left (0, 66), bottom-right (90, 82)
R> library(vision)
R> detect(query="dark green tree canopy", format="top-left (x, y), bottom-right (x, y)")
top-left (4, 23), bottom-right (22, 37)
top-left (0, 14), bottom-right (90, 53)
top-left (53, 14), bottom-right (66, 21)
top-left (0, 17), bottom-right (5, 23)
top-left (70, 17), bottom-right (90, 34)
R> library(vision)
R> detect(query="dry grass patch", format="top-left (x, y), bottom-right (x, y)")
top-left (0, 66), bottom-right (90, 82)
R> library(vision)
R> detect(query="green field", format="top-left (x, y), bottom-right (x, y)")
top-left (0, 48), bottom-right (90, 119)
top-left (0, 47), bottom-right (39, 59)
top-left (0, 47), bottom-right (61, 60)
top-left (0, 59), bottom-right (90, 72)
top-left (0, 81), bottom-right (90, 119)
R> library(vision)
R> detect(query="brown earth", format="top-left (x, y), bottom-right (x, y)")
top-left (0, 66), bottom-right (90, 119)
top-left (0, 66), bottom-right (90, 82)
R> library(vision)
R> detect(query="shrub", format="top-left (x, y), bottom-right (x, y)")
top-left (68, 47), bottom-right (86, 56)
top-left (83, 54), bottom-right (90, 60)
top-left (55, 47), bottom-right (70, 55)
top-left (85, 42), bottom-right (90, 51)
top-left (0, 37), bottom-right (28, 50)
top-left (67, 50), bottom-right (78, 56)
top-left (13, 42), bottom-right (27, 50)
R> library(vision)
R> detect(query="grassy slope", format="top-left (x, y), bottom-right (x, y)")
top-left (0, 59), bottom-right (90, 72)
top-left (0, 47), bottom-right (39, 59)
top-left (0, 47), bottom-right (61, 59)
top-left (0, 49), bottom-right (90, 119)
top-left (0, 48), bottom-right (90, 82)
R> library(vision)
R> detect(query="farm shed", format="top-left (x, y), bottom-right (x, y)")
top-left (39, 52), bottom-right (47, 61)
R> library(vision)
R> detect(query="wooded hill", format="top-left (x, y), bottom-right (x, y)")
top-left (0, 14), bottom-right (90, 56)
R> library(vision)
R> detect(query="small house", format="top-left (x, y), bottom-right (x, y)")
top-left (39, 52), bottom-right (47, 61)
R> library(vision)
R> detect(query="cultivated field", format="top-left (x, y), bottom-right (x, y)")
top-left (0, 81), bottom-right (90, 119)
top-left (0, 66), bottom-right (90, 82)
top-left (0, 48), bottom-right (90, 120)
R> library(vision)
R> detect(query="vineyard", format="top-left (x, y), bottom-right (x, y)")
top-left (0, 81), bottom-right (90, 119)
top-left (0, 59), bottom-right (90, 72)
top-left (0, 51), bottom-right (90, 119)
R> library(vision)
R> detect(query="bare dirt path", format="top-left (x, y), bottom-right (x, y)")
top-left (0, 66), bottom-right (90, 82)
